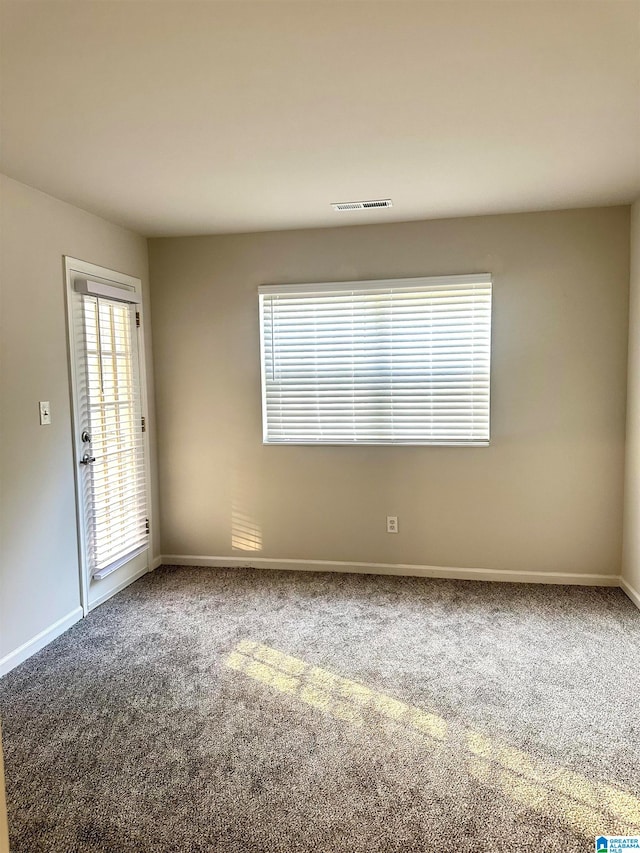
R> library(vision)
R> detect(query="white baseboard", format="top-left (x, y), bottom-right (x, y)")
top-left (0, 607), bottom-right (83, 677)
top-left (160, 554), bottom-right (620, 588)
top-left (1, 558), bottom-right (162, 678)
top-left (1, 560), bottom-right (629, 682)
top-left (620, 577), bottom-right (640, 610)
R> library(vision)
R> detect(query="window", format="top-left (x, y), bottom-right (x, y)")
top-left (78, 292), bottom-right (148, 577)
top-left (259, 274), bottom-right (492, 446)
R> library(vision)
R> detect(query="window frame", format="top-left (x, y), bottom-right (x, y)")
top-left (259, 273), bottom-right (492, 447)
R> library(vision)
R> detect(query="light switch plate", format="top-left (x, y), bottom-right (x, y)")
top-left (39, 401), bottom-right (51, 425)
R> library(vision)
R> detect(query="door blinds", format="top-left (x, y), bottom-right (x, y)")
top-left (259, 275), bottom-right (492, 445)
top-left (76, 294), bottom-right (148, 577)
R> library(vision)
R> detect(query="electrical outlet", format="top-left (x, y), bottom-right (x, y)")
top-left (386, 516), bottom-right (398, 534)
top-left (39, 401), bottom-right (51, 425)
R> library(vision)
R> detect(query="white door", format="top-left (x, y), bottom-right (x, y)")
top-left (65, 258), bottom-right (151, 613)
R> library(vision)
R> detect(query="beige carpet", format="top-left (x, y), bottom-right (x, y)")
top-left (1, 565), bottom-right (639, 852)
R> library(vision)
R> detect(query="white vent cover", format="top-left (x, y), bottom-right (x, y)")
top-left (332, 199), bottom-right (393, 211)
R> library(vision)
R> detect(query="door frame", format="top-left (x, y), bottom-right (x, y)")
top-left (64, 256), bottom-right (152, 616)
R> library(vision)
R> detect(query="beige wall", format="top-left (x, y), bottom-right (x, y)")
top-left (622, 199), bottom-right (640, 601)
top-left (0, 175), bottom-right (160, 665)
top-left (149, 206), bottom-right (629, 578)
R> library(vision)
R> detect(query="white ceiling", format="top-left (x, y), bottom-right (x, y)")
top-left (1, 0), bottom-right (639, 237)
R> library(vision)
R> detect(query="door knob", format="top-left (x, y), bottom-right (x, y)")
top-left (81, 430), bottom-right (91, 443)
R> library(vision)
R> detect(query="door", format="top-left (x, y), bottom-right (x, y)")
top-left (65, 258), bottom-right (151, 613)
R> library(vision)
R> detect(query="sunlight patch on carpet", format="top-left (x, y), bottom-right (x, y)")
top-left (226, 640), bottom-right (640, 839)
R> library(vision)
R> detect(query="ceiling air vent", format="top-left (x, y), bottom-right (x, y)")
top-left (332, 199), bottom-right (393, 211)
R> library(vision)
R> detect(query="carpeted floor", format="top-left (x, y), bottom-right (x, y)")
top-left (1, 566), bottom-right (639, 852)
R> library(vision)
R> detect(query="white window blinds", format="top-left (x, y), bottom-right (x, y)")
top-left (259, 274), bottom-right (492, 446)
top-left (77, 295), bottom-right (148, 577)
